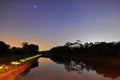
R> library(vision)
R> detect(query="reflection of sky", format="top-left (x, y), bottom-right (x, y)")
top-left (0, 0), bottom-right (120, 50)
top-left (16, 58), bottom-right (114, 80)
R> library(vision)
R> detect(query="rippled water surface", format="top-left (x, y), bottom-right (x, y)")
top-left (16, 58), bottom-right (120, 80)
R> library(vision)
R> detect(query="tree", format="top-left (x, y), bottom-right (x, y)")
top-left (0, 41), bottom-right (10, 54)
top-left (22, 42), bottom-right (29, 48)
top-left (22, 42), bottom-right (39, 55)
top-left (29, 44), bottom-right (39, 53)
top-left (11, 47), bottom-right (23, 54)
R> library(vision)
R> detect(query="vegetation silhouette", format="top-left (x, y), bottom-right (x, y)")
top-left (0, 41), bottom-right (40, 64)
top-left (1, 40), bottom-right (120, 79)
top-left (42, 40), bottom-right (120, 59)
top-left (0, 41), bottom-right (10, 55)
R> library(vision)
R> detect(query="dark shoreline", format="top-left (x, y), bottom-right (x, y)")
top-left (0, 58), bottom-right (38, 80)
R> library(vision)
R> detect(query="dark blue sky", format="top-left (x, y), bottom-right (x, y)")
top-left (0, 0), bottom-right (120, 50)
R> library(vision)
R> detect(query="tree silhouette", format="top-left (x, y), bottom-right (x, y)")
top-left (0, 41), bottom-right (10, 54)
top-left (0, 41), bottom-right (39, 57)
top-left (22, 42), bottom-right (39, 55)
top-left (47, 40), bottom-right (120, 59)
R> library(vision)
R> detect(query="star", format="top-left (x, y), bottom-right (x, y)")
top-left (33, 5), bottom-right (37, 8)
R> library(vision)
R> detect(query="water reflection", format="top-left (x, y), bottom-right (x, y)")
top-left (21, 60), bottom-right (39, 76)
top-left (16, 57), bottom-right (120, 80)
top-left (64, 61), bottom-right (91, 74)
top-left (50, 57), bottom-right (120, 79)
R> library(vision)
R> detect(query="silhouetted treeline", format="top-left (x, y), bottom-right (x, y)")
top-left (45, 40), bottom-right (120, 59)
top-left (0, 41), bottom-right (40, 63)
top-left (0, 41), bottom-right (10, 55)
top-left (0, 41), bottom-right (39, 55)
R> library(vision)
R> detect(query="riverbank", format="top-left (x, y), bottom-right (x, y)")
top-left (0, 59), bottom-right (37, 80)
top-left (0, 54), bottom-right (41, 80)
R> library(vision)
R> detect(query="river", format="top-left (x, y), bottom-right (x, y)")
top-left (16, 58), bottom-right (120, 80)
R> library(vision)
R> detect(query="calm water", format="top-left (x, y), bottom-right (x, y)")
top-left (16, 58), bottom-right (120, 80)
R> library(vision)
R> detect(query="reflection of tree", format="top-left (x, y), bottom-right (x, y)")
top-left (65, 61), bottom-right (83, 73)
top-left (87, 62), bottom-right (120, 79)
top-left (64, 61), bottom-right (92, 74)
top-left (50, 57), bottom-right (120, 79)
top-left (50, 57), bottom-right (91, 74)
top-left (21, 60), bottom-right (39, 76)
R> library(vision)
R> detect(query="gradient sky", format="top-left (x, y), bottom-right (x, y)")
top-left (0, 0), bottom-right (120, 50)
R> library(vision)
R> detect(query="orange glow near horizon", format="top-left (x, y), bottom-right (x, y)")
top-left (0, 38), bottom-right (54, 51)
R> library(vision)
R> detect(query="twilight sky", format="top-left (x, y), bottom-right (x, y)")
top-left (0, 0), bottom-right (120, 50)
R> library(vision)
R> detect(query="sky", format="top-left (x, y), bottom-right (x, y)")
top-left (0, 0), bottom-right (120, 50)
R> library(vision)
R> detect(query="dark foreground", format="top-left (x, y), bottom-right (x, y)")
top-left (0, 60), bottom-right (34, 80)
top-left (16, 57), bottom-right (120, 80)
